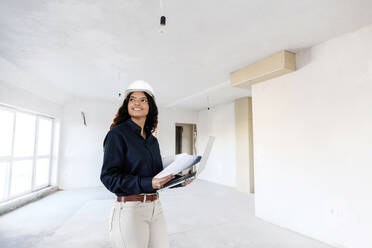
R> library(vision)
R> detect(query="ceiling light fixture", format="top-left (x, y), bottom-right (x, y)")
top-left (159, 0), bottom-right (166, 33)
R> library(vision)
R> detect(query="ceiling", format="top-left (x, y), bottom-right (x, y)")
top-left (0, 0), bottom-right (371, 110)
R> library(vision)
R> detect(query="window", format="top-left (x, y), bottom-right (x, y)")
top-left (0, 105), bottom-right (54, 203)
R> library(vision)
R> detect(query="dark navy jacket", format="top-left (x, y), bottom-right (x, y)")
top-left (100, 118), bottom-right (163, 196)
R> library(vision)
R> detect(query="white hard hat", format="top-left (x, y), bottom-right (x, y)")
top-left (124, 80), bottom-right (155, 99)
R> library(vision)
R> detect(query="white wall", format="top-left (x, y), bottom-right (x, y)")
top-left (0, 82), bottom-right (63, 119)
top-left (197, 102), bottom-right (236, 187)
top-left (58, 98), bottom-right (118, 189)
top-left (157, 107), bottom-right (198, 157)
top-left (252, 24), bottom-right (372, 248)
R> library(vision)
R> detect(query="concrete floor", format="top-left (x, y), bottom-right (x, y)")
top-left (0, 180), bottom-right (334, 248)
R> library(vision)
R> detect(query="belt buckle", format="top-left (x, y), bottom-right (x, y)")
top-left (142, 193), bottom-right (158, 203)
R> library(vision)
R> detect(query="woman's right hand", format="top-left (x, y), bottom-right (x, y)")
top-left (152, 174), bottom-right (174, 189)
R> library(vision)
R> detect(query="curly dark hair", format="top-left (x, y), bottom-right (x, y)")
top-left (109, 92), bottom-right (158, 135)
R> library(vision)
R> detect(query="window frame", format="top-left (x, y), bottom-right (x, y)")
top-left (0, 104), bottom-right (55, 203)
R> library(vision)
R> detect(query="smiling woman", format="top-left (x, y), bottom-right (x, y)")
top-left (101, 80), bottom-right (177, 248)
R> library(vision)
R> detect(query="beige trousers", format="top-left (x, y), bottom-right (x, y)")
top-left (108, 199), bottom-right (170, 248)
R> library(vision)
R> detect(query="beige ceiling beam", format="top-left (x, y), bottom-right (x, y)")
top-left (230, 50), bottom-right (296, 89)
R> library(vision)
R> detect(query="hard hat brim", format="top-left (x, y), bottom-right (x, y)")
top-left (124, 89), bottom-right (155, 99)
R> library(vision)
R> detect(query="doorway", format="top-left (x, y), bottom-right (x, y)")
top-left (175, 123), bottom-right (197, 155)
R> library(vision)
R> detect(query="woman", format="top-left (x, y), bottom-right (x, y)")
top-left (100, 80), bottom-right (192, 248)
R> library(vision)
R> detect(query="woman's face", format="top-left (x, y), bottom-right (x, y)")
top-left (127, 91), bottom-right (149, 119)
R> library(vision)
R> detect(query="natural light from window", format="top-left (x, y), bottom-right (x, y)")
top-left (0, 106), bottom-right (54, 203)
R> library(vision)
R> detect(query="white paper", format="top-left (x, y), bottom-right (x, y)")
top-left (161, 155), bottom-right (176, 169)
top-left (155, 153), bottom-right (201, 178)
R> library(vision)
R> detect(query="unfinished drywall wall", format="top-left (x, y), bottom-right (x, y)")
top-left (197, 102), bottom-right (236, 187)
top-left (252, 24), bottom-right (372, 248)
top-left (58, 98), bottom-right (118, 189)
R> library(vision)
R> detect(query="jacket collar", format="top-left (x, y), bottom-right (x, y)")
top-left (125, 118), bottom-right (151, 140)
top-left (125, 118), bottom-right (142, 135)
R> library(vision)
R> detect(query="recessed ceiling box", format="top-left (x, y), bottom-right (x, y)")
top-left (230, 50), bottom-right (296, 89)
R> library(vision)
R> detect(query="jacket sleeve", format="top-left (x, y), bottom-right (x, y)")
top-left (100, 130), bottom-right (154, 195)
